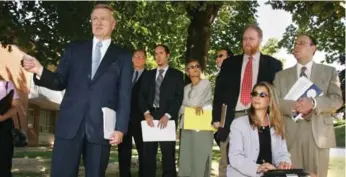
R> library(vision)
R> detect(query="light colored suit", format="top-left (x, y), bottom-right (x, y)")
top-left (273, 62), bottom-right (343, 177)
top-left (227, 116), bottom-right (291, 177)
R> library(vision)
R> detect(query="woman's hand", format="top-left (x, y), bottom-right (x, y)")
top-left (195, 107), bottom-right (203, 116)
top-left (278, 162), bottom-right (294, 169)
top-left (257, 163), bottom-right (276, 173)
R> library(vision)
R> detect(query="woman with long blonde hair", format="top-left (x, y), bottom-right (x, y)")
top-left (227, 81), bottom-right (292, 177)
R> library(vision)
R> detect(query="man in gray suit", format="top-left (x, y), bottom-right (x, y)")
top-left (273, 34), bottom-right (343, 177)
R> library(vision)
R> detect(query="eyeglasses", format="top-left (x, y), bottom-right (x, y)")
top-left (187, 64), bottom-right (201, 69)
top-left (294, 41), bottom-right (312, 46)
top-left (251, 91), bottom-right (269, 98)
top-left (217, 54), bottom-right (224, 58)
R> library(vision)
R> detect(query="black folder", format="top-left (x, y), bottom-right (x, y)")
top-left (262, 169), bottom-right (311, 177)
top-left (0, 90), bottom-right (14, 115)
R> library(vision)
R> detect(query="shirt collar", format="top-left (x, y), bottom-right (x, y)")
top-left (157, 65), bottom-right (169, 72)
top-left (93, 36), bottom-right (111, 47)
top-left (244, 51), bottom-right (260, 61)
top-left (297, 59), bottom-right (314, 71)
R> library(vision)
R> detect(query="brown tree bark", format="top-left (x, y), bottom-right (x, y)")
top-left (185, 2), bottom-right (221, 71)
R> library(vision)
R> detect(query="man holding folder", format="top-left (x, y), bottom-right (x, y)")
top-left (138, 44), bottom-right (184, 177)
top-left (273, 34), bottom-right (343, 177)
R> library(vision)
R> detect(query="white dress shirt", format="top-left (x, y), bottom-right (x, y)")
top-left (145, 65), bottom-right (172, 119)
top-left (133, 68), bottom-right (144, 83)
top-left (92, 36), bottom-right (111, 62)
top-left (235, 52), bottom-right (261, 111)
top-left (155, 65), bottom-right (169, 79)
top-left (296, 59), bottom-right (313, 79)
top-left (37, 37), bottom-right (111, 79)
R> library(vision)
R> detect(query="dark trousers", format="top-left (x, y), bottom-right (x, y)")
top-left (0, 119), bottom-right (13, 177)
top-left (118, 121), bottom-right (143, 177)
top-left (142, 141), bottom-right (177, 177)
top-left (50, 120), bottom-right (110, 177)
top-left (142, 110), bottom-right (177, 177)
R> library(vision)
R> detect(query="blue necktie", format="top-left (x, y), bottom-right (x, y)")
top-left (91, 41), bottom-right (103, 79)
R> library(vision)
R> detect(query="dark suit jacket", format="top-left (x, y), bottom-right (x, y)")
top-left (138, 67), bottom-right (184, 121)
top-left (34, 40), bottom-right (133, 144)
top-left (212, 53), bottom-right (282, 130)
top-left (130, 69), bottom-right (146, 123)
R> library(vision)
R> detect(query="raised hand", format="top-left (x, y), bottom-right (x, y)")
top-left (22, 54), bottom-right (43, 76)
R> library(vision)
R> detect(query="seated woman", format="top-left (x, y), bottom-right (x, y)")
top-left (227, 81), bottom-right (292, 177)
top-left (178, 59), bottom-right (213, 177)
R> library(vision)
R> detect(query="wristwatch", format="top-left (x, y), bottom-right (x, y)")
top-left (311, 98), bottom-right (317, 109)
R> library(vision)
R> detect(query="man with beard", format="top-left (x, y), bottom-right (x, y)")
top-left (212, 24), bottom-right (282, 177)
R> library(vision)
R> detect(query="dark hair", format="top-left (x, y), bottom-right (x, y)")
top-left (244, 24), bottom-right (263, 40)
top-left (133, 49), bottom-right (147, 57)
top-left (186, 58), bottom-right (199, 65)
top-left (300, 34), bottom-right (317, 46)
top-left (218, 48), bottom-right (233, 57)
top-left (297, 34), bottom-right (317, 55)
top-left (154, 44), bottom-right (170, 54)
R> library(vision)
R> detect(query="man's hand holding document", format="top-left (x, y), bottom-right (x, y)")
top-left (183, 105), bottom-right (216, 131)
top-left (284, 77), bottom-right (323, 121)
top-left (141, 120), bottom-right (176, 142)
top-left (102, 107), bottom-right (116, 139)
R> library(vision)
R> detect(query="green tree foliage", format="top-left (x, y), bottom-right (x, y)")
top-left (0, 1), bottom-right (258, 72)
top-left (267, 1), bottom-right (345, 63)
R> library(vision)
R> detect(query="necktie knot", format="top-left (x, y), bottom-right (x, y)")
top-left (133, 71), bottom-right (139, 84)
top-left (249, 56), bottom-right (253, 60)
top-left (159, 69), bottom-right (164, 75)
top-left (96, 41), bottom-right (103, 48)
top-left (300, 66), bottom-right (307, 77)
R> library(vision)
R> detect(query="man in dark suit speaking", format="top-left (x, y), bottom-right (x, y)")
top-left (22, 4), bottom-right (132, 177)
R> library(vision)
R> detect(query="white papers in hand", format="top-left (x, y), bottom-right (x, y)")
top-left (141, 120), bottom-right (176, 142)
top-left (102, 107), bottom-right (116, 139)
top-left (284, 77), bottom-right (323, 121)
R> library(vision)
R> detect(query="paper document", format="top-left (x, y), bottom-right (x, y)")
top-left (220, 104), bottom-right (227, 128)
top-left (0, 45), bottom-right (31, 92)
top-left (102, 107), bottom-right (116, 139)
top-left (183, 105), bottom-right (216, 131)
top-left (284, 77), bottom-right (323, 121)
top-left (141, 120), bottom-right (176, 142)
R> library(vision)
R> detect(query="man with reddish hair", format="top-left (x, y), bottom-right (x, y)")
top-left (212, 24), bottom-right (282, 177)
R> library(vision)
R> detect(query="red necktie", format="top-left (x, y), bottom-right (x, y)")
top-left (240, 56), bottom-right (253, 106)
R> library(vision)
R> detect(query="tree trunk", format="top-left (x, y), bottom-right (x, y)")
top-left (185, 3), bottom-right (221, 70)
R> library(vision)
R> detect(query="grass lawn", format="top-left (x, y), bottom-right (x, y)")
top-left (328, 157), bottom-right (345, 177)
top-left (335, 124), bottom-right (345, 147)
top-left (13, 126), bottom-right (345, 177)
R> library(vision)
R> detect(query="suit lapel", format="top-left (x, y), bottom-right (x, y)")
top-left (150, 69), bottom-right (157, 104)
top-left (84, 40), bottom-right (93, 83)
top-left (160, 68), bottom-right (171, 91)
top-left (310, 62), bottom-right (318, 84)
top-left (257, 53), bottom-right (266, 82)
top-left (287, 66), bottom-right (298, 91)
top-left (91, 43), bottom-right (118, 83)
top-left (234, 55), bottom-right (244, 92)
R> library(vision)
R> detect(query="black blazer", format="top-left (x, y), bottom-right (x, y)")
top-left (138, 67), bottom-right (184, 121)
top-left (212, 53), bottom-right (282, 129)
top-left (34, 40), bottom-right (133, 144)
top-left (130, 69), bottom-right (147, 123)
